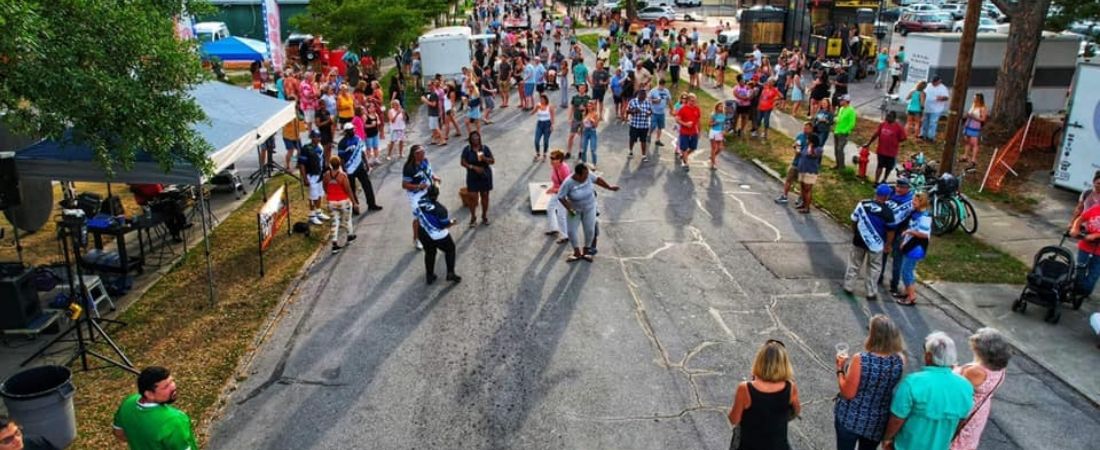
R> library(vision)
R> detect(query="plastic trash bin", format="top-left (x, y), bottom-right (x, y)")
top-left (0, 365), bottom-right (77, 449)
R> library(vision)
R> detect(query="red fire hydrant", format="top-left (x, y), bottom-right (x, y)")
top-left (857, 145), bottom-right (871, 179)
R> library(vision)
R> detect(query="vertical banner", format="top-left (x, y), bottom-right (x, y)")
top-left (262, 0), bottom-right (285, 71)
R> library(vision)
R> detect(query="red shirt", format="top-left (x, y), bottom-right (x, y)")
top-left (873, 122), bottom-right (906, 158)
top-left (671, 47), bottom-right (686, 66)
top-left (130, 184), bottom-right (164, 206)
top-left (758, 86), bottom-right (779, 111)
top-left (676, 104), bottom-right (702, 136)
top-left (1079, 204), bottom-right (1100, 254)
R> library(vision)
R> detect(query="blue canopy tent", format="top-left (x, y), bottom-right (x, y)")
top-left (200, 36), bottom-right (268, 62)
top-left (13, 81), bottom-right (296, 303)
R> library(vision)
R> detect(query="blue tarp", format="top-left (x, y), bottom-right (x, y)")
top-left (14, 81), bottom-right (296, 184)
top-left (200, 36), bottom-right (268, 62)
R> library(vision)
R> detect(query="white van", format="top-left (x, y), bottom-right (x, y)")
top-left (194, 22), bottom-right (231, 43)
top-left (417, 27), bottom-right (495, 81)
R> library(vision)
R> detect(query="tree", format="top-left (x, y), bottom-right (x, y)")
top-left (0, 1), bottom-right (211, 176)
top-left (987, 0), bottom-right (1100, 138)
top-left (293, 0), bottom-right (449, 59)
top-left (626, 0), bottom-right (639, 20)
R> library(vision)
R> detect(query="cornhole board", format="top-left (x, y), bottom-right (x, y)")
top-left (529, 182), bottom-right (553, 213)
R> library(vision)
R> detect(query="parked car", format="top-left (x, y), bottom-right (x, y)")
top-left (895, 12), bottom-right (951, 35)
top-left (637, 6), bottom-right (677, 22)
top-left (982, 3), bottom-right (1006, 22)
top-left (880, 7), bottom-right (904, 23)
top-left (953, 17), bottom-right (1001, 33)
top-left (940, 3), bottom-right (965, 20)
top-left (905, 4), bottom-right (941, 14)
top-left (675, 0), bottom-right (702, 6)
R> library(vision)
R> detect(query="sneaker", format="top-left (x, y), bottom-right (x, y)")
top-left (628, 151), bottom-right (634, 157)
top-left (446, 273), bottom-right (462, 283)
top-left (317, 212), bottom-right (332, 221)
top-left (867, 295), bottom-right (878, 302)
top-left (655, 140), bottom-right (664, 147)
top-left (368, 205), bottom-right (383, 211)
top-left (347, 234), bottom-right (358, 243)
top-left (415, 240), bottom-right (423, 250)
top-left (751, 131), bottom-right (758, 138)
top-left (641, 155), bottom-right (649, 162)
top-left (331, 243), bottom-right (342, 254)
top-left (774, 195), bottom-right (789, 204)
top-left (309, 216), bottom-right (323, 226)
top-left (426, 274), bottom-right (438, 285)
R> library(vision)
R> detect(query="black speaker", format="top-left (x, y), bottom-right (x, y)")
top-left (0, 266), bottom-right (41, 330)
top-left (0, 152), bottom-right (20, 210)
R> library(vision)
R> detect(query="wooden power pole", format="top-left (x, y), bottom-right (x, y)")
top-left (940, 0), bottom-right (984, 174)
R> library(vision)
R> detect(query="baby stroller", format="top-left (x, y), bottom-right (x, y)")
top-left (1012, 234), bottom-right (1088, 324)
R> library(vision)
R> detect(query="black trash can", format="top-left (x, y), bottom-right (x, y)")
top-left (0, 365), bottom-right (77, 449)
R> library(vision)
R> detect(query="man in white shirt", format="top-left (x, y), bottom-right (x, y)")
top-left (752, 44), bottom-right (763, 64)
top-left (921, 75), bottom-right (951, 142)
top-left (640, 25), bottom-right (653, 46)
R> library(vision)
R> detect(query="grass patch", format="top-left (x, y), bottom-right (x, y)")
top-left (67, 174), bottom-right (324, 449)
top-left (701, 92), bottom-right (1028, 284)
top-left (578, 33), bottom-right (619, 66)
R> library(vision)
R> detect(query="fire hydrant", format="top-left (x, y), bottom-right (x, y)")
top-left (856, 145), bottom-right (871, 179)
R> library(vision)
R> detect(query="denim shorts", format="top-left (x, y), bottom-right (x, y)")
top-left (651, 113), bottom-right (666, 130)
top-left (365, 135), bottom-right (380, 149)
top-left (678, 134), bottom-right (699, 151)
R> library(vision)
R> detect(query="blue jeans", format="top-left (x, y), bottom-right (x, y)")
top-left (921, 111), bottom-right (942, 140)
top-left (534, 120), bottom-right (552, 155)
top-left (581, 128), bottom-right (598, 164)
top-left (759, 110), bottom-right (773, 130)
top-left (1076, 249), bottom-right (1100, 296)
top-left (835, 417), bottom-right (879, 450)
top-left (901, 255), bottom-right (919, 287)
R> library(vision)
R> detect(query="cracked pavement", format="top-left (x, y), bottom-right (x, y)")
top-left (207, 35), bottom-right (1100, 450)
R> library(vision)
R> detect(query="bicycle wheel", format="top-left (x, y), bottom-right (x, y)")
top-left (931, 196), bottom-right (956, 236)
top-left (958, 196), bottom-right (978, 234)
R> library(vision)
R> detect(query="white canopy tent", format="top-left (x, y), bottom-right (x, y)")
top-left (13, 81), bottom-right (296, 303)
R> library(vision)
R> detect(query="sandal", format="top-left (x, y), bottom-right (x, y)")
top-left (481, 218), bottom-right (490, 226)
top-left (469, 221), bottom-right (477, 228)
top-left (796, 207), bottom-right (811, 214)
top-left (545, 231), bottom-right (558, 236)
top-left (581, 254), bottom-right (594, 262)
top-left (566, 254), bottom-right (583, 263)
top-left (556, 237), bottom-right (569, 244)
top-left (895, 297), bottom-right (917, 306)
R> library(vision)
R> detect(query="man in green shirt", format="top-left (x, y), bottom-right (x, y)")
top-left (883, 332), bottom-right (974, 450)
top-left (113, 366), bottom-right (198, 450)
top-left (833, 95), bottom-right (857, 170)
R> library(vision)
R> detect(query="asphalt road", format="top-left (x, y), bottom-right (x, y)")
top-left (208, 32), bottom-right (1100, 450)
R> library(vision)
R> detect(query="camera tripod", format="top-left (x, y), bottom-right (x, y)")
top-left (249, 139), bottom-right (299, 187)
top-left (21, 218), bottom-right (137, 374)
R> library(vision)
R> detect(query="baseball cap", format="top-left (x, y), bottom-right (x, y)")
top-left (875, 184), bottom-right (893, 197)
top-left (343, 122), bottom-right (355, 132)
top-left (309, 129), bottom-right (321, 138)
top-left (839, 95), bottom-right (851, 102)
top-left (896, 177), bottom-right (910, 187)
top-left (932, 75), bottom-right (942, 82)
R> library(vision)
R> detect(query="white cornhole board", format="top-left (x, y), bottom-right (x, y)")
top-left (529, 182), bottom-right (553, 213)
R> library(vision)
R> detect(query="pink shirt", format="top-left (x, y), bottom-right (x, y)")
top-left (299, 81), bottom-right (317, 111)
top-left (550, 162), bottom-right (571, 190)
top-left (352, 116), bottom-right (366, 140)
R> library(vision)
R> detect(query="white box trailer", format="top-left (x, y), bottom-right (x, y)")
top-left (1053, 63), bottom-right (1100, 191)
top-left (899, 32), bottom-right (1080, 114)
top-left (417, 27), bottom-right (495, 81)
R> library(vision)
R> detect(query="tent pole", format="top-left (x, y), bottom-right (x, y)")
top-left (199, 176), bottom-right (216, 306)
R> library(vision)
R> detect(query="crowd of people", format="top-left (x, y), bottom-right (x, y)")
top-left (728, 321), bottom-right (1013, 450)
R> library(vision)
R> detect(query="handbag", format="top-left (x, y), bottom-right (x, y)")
top-left (952, 365), bottom-right (1004, 442)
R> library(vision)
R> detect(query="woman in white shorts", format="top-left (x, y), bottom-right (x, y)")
top-left (708, 102), bottom-right (727, 170)
top-left (387, 99), bottom-right (407, 160)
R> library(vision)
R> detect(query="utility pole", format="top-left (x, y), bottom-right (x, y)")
top-left (940, 0), bottom-right (983, 174)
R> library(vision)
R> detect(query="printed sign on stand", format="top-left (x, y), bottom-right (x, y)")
top-left (257, 183), bottom-right (291, 277)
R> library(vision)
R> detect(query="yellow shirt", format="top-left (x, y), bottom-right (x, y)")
top-left (282, 118), bottom-right (304, 140)
top-left (337, 93), bottom-right (355, 119)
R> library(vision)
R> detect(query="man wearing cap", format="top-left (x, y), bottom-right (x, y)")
top-left (844, 184), bottom-right (896, 301)
top-left (832, 65), bottom-right (850, 108)
top-left (921, 76), bottom-right (950, 142)
top-left (881, 179), bottom-right (914, 295)
top-left (338, 123), bottom-right (382, 215)
top-left (832, 95), bottom-right (857, 170)
top-left (299, 130), bottom-right (330, 225)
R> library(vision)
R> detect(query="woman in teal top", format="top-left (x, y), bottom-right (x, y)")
top-left (905, 81), bottom-right (927, 139)
top-left (708, 102), bottom-right (727, 170)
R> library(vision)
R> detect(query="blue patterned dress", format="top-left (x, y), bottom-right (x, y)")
top-left (834, 352), bottom-right (905, 440)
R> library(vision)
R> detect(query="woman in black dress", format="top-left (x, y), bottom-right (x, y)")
top-left (809, 70), bottom-right (831, 118)
top-left (461, 131), bottom-right (495, 227)
top-left (728, 339), bottom-right (802, 450)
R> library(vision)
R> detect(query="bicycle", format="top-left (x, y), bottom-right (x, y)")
top-left (928, 171), bottom-right (979, 236)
